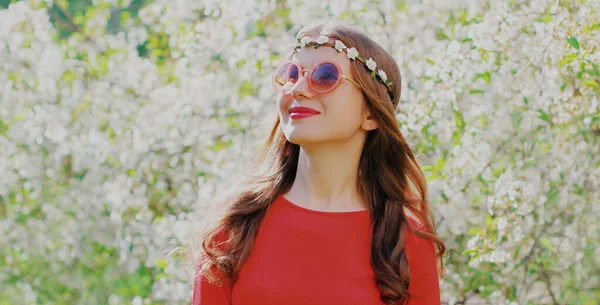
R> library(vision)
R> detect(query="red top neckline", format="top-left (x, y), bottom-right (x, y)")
top-left (277, 195), bottom-right (370, 216)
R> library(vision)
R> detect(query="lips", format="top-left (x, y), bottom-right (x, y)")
top-left (288, 106), bottom-right (321, 115)
top-left (288, 106), bottom-right (320, 120)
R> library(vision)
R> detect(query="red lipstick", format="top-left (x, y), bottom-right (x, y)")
top-left (289, 106), bottom-right (320, 119)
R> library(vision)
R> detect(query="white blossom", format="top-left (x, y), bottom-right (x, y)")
top-left (346, 47), bottom-right (359, 59)
top-left (316, 35), bottom-right (329, 44)
top-left (132, 296), bottom-right (143, 305)
top-left (377, 69), bottom-right (388, 82)
top-left (300, 36), bottom-right (312, 47)
top-left (366, 58), bottom-right (377, 70)
top-left (497, 217), bottom-right (508, 235)
top-left (467, 235), bottom-right (480, 249)
top-left (334, 40), bottom-right (346, 52)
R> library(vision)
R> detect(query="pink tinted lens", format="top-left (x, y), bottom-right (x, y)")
top-left (274, 63), bottom-right (299, 92)
top-left (311, 62), bottom-right (340, 92)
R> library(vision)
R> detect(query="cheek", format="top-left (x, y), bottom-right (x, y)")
top-left (325, 91), bottom-right (365, 123)
top-left (276, 95), bottom-right (291, 113)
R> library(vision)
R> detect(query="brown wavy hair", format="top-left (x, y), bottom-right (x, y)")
top-left (196, 21), bottom-right (446, 305)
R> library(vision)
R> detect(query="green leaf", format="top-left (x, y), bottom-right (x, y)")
top-left (558, 54), bottom-right (578, 66)
top-left (56, 0), bottom-right (69, 9)
top-left (440, 192), bottom-right (448, 201)
top-left (371, 70), bottom-right (376, 79)
top-left (540, 237), bottom-right (552, 249)
top-left (567, 37), bottom-right (580, 50)
top-left (537, 14), bottom-right (553, 23)
top-left (476, 71), bottom-right (491, 84)
top-left (398, 1), bottom-right (407, 13)
top-left (547, 186), bottom-right (559, 201)
top-left (573, 184), bottom-right (584, 196)
top-left (238, 80), bottom-right (254, 97)
top-left (581, 79), bottom-right (598, 88)
top-left (469, 89), bottom-right (484, 94)
top-left (426, 172), bottom-right (440, 181)
top-left (463, 249), bottom-right (478, 255)
top-left (0, 119), bottom-right (8, 136)
top-left (127, 169), bottom-right (136, 177)
top-left (434, 156), bottom-right (445, 172)
top-left (155, 258), bottom-right (169, 269)
top-left (537, 109), bottom-right (550, 123)
top-left (454, 110), bottom-right (465, 130)
top-left (468, 227), bottom-right (484, 235)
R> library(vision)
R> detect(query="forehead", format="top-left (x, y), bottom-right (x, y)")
top-left (291, 46), bottom-right (352, 73)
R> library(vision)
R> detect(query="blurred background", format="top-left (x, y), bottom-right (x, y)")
top-left (0, 0), bottom-right (598, 304)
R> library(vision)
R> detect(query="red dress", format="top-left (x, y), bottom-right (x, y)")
top-left (193, 195), bottom-right (441, 305)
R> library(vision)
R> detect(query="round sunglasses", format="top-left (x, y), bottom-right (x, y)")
top-left (272, 60), bottom-right (361, 95)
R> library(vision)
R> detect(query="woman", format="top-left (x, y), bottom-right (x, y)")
top-left (193, 22), bottom-right (446, 305)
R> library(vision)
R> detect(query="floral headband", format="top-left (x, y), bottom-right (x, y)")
top-left (292, 35), bottom-right (395, 101)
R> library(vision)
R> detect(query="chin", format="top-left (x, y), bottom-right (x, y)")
top-left (285, 134), bottom-right (315, 145)
top-left (283, 129), bottom-right (325, 145)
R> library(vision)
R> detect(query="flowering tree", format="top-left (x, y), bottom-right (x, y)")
top-left (0, 0), bottom-right (598, 304)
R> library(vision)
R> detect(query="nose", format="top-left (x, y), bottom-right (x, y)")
top-left (290, 70), bottom-right (312, 100)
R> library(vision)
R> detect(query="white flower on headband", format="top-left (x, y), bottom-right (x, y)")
top-left (316, 35), bottom-right (329, 44)
top-left (300, 36), bottom-right (312, 47)
top-left (366, 58), bottom-right (377, 71)
top-left (346, 47), bottom-right (359, 60)
top-left (334, 40), bottom-right (347, 52)
top-left (378, 69), bottom-right (388, 82)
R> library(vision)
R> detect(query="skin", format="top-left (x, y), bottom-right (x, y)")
top-left (277, 40), bottom-right (379, 212)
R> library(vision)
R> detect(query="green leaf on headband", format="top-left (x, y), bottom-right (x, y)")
top-left (371, 71), bottom-right (376, 79)
top-left (386, 81), bottom-right (393, 86)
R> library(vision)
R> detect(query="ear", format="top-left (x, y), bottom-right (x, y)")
top-left (361, 111), bottom-right (379, 131)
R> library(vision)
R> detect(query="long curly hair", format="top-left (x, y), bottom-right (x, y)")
top-left (196, 21), bottom-right (446, 305)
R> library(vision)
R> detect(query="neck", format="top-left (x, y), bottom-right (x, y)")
top-left (285, 137), bottom-right (367, 211)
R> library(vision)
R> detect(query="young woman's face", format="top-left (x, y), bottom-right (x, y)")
top-left (276, 45), bottom-right (377, 146)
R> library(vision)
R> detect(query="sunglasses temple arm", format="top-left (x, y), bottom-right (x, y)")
top-left (342, 76), bottom-right (362, 89)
